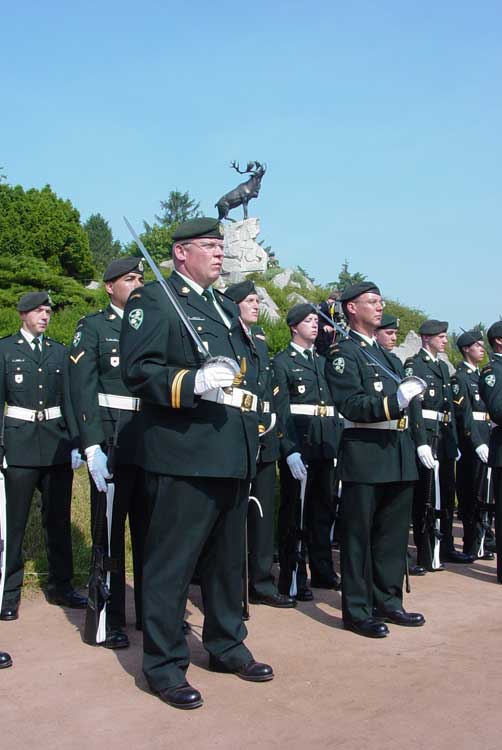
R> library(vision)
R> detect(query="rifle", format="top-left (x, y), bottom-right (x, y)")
top-left (83, 416), bottom-right (120, 645)
top-left (422, 416), bottom-right (442, 571)
top-left (289, 471), bottom-right (308, 598)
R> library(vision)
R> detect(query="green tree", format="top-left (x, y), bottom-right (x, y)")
top-left (84, 213), bottom-right (122, 273)
top-left (124, 222), bottom-right (176, 265)
top-left (155, 190), bottom-right (201, 226)
top-left (0, 182), bottom-right (95, 281)
top-left (330, 260), bottom-right (367, 291)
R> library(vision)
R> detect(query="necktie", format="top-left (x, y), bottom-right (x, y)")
top-left (202, 289), bottom-right (213, 303)
top-left (305, 350), bottom-right (313, 363)
top-left (34, 337), bottom-right (42, 360)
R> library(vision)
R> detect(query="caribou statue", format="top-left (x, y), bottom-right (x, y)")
top-left (215, 160), bottom-right (266, 221)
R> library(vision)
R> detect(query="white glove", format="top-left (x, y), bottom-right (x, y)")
top-left (475, 444), bottom-right (489, 464)
top-left (417, 445), bottom-right (437, 470)
top-left (455, 449), bottom-right (461, 462)
top-left (397, 377), bottom-right (426, 409)
top-left (286, 452), bottom-right (307, 481)
top-left (194, 358), bottom-right (240, 395)
top-left (71, 448), bottom-right (84, 470)
top-left (85, 444), bottom-right (111, 493)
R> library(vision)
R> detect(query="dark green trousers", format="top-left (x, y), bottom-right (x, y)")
top-left (142, 473), bottom-right (252, 692)
top-left (493, 468), bottom-right (502, 582)
top-left (456, 447), bottom-right (485, 557)
top-left (4, 464), bottom-right (74, 605)
top-left (89, 465), bottom-right (149, 629)
top-left (340, 481), bottom-right (413, 623)
top-left (248, 460), bottom-right (278, 597)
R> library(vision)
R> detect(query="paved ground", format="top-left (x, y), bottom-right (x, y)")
top-left (1, 532), bottom-right (501, 750)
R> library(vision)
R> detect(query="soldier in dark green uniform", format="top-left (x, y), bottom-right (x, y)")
top-left (325, 283), bottom-right (425, 638)
top-left (451, 330), bottom-right (493, 560)
top-left (69, 258), bottom-right (149, 648)
top-left (479, 321), bottom-right (502, 584)
top-left (225, 281), bottom-right (294, 608)
top-left (375, 313), bottom-right (426, 578)
top-left (120, 218), bottom-right (273, 710)
top-left (0, 291), bottom-right (86, 621)
top-left (404, 320), bottom-right (474, 568)
top-left (273, 303), bottom-right (341, 601)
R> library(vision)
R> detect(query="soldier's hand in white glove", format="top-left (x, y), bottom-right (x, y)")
top-left (397, 377), bottom-right (426, 409)
top-left (417, 445), bottom-right (437, 470)
top-left (194, 358), bottom-right (240, 395)
top-left (286, 452), bottom-right (307, 481)
top-left (85, 444), bottom-right (111, 493)
top-left (71, 449), bottom-right (84, 470)
top-left (475, 444), bottom-right (489, 464)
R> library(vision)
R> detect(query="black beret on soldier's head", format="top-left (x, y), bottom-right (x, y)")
top-left (172, 217), bottom-right (224, 242)
top-left (418, 319), bottom-right (448, 336)
top-left (225, 280), bottom-right (257, 304)
top-left (103, 257), bottom-right (144, 282)
top-left (487, 321), bottom-right (502, 345)
top-left (339, 281), bottom-right (380, 303)
top-left (378, 313), bottom-right (400, 330)
top-left (456, 329), bottom-right (483, 352)
top-left (17, 290), bottom-right (52, 313)
top-left (286, 303), bottom-right (316, 327)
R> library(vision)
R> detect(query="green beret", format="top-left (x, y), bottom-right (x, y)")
top-left (103, 257), bottom-right (144, 282)
top-left (378, 313), bottom-right (400, 330)
top-left (225, 280), bottom-right (257, 303)
top-left (456, 329), bottom-right (483, 351)
top-left (487, 321), bottom-right (502, 344)
top-left (418, 319), bottom-right (448, 336)
top-left (17, 291), bottom-right (52, 313)
top-left (172, 217), bottom-right (224, 242)
top-left (339, 281), bottom-right (380, 303)
top-left (286, 303), bottom-right (316, 326)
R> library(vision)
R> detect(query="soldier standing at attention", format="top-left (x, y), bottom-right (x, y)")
top-left (404, 320), bottom-right (474, 569)
top-left (120, 218), bottom-right (273, 710)
top-left (375, 313), bottom-right (427, 578)
top-left (451, 330), bottom-right (493, 560)
top-left (0, 291), bottom-right (86, 621)
top-left (479, 321), bottom-right (502, 584)
top-left (325, 283), bottom-right (425, 638)
top-left (273, 303), bottom-right (341, 601)
top-left (225, 281), bottom-right (294, 608)
top-left (69, 258), bottom-right (149, 648)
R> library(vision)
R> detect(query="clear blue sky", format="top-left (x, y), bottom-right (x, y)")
top-left (3, 1), bottom-right (501, 332)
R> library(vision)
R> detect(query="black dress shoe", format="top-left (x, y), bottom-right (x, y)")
top-left (478, 552), bottom-right (495, 561)
top-left (0, 651), bottom-right (13, 669)
top-left (209, 656), bottom-right (274, 682)
top-left (0, 604), bottom-right (19, 621)
top-left (295, 588), bottom-right (314, 601)
top-left (378, 608), bottom-right (425, 627)
top-left (102, 628), bottom-right (130, 649)
top-left (183, 620), bottom-right (191, 634)
top-left (409, 565), bottom-right (427, 576)
top-left (47, 589), bottom-right (88, 609)
top-left (249, 591), bottom-right (296, 608)
top-left (344, 617), bottom-right (389, 638)
top-left (154, 681), bottom-right (203, 710)
top-left (310, 574), bottom-right (341, 591)
top-left (441, 550), bottom-right (475, 564)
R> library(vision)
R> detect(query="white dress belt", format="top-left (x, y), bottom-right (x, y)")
top-left (422, 409), bottom-right (452, 423)
top-left (5, 405), bottom-right (62, 422)
top-left (290, 404), bottom-right (334, 417)
top-left (344, 416), bottom-right (408, 431)
top-left (200, 387), bottom-right (258, 412)
top-left (98, 393), bottom-right (141, 412)
top-left (472, 411), bottom-right (490, 422)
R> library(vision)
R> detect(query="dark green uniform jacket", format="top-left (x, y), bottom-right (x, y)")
top-left (273, 344), bottom-right (339, 461)
top-left (252, 326), bottom-right (279, 463)
top-left (120, 273), bottom-right (260, 479)
top-left (326, 332), bottom-right (418, 483)
top-left (479, 355), bottom-right (502, 468)
top-left (404, 349), bottom-right (459, 461)
top-left (451, 362), bottom-right (490, 450)
top-left (69, 305), bottom-right (140, 464)
top-left (0, 333), bottom-right (77, 466)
